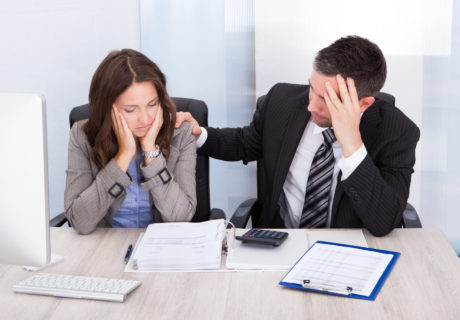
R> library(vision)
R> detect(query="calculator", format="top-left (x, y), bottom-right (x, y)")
top-left (235, 229), bottom-right (288, 246)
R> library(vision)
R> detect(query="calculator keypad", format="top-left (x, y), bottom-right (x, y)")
top-left (235, 229), bottom-right (288, 246)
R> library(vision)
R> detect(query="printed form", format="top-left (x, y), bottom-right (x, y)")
top-left (282, 242), bottom-right (394, 297)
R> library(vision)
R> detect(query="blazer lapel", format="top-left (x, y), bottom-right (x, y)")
top-left (270, 96), bottom-right (310, 223)
top-left (330, 101), bottom-right (382, 223)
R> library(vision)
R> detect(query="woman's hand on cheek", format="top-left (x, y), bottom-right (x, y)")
top-left (112, 104), bottom-right (136, 171)
top-left (140, 107), bottom-right (163, 152)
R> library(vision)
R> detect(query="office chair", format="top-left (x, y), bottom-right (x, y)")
top-left (230, 92), bottom-right (422, 229)
top-left (50, 97), bottom-right (224, 227)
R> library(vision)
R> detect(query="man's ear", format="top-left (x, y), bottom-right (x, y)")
top-left (359, 96), bottom-right (375, 113)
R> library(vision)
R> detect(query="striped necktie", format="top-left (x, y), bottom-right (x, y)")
top-left (299, 128), bottom-right (336, 228)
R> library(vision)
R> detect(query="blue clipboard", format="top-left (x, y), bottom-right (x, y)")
top-left (279, 241), bottom-right (400, 301)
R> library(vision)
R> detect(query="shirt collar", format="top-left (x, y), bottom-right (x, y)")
top-left (311, 120), bottom-right (330, 135)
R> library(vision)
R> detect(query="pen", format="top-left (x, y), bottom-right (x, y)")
top-left (124, 244), bottom-right (133, 264)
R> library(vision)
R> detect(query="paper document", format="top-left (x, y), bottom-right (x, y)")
top-left (131, 219), bottom-right (226, 270)
top-left (307, 229), bottom-right (368, 247)
top-left (226, 229), bottom-right (308, 270)
top-left (281, 242), bottom-right (394, 297)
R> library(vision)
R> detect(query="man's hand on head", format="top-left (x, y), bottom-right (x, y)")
top-left (324, 75), bottom-right (364, 158)
top-left (175, 111), bottom-right (202, 139)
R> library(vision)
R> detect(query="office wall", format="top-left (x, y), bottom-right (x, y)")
top-left (140, 0), bottom-right (257, 216)
top-left (420, 1), bottom-right (460, 253)
top-left (0, 1), bottom-right (140, 218)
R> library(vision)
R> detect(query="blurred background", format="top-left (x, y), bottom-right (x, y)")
top-left (1, 0), bottom-right (458, 254)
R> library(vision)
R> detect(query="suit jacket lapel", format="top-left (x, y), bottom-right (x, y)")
top-left (330, 102), bottom-right (382, 223)
top-left (270, 96), bottom-right (310, 224)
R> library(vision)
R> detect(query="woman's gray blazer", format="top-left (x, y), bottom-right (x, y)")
top-left (64, 120), bottom-right (197, 234)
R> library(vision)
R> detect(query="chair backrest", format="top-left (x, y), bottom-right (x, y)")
top-left (254, 91), bottom-right (395, 203)
top-left (69, 97), bottom-right (210, 222)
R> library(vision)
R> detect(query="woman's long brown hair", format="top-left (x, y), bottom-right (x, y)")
top-left (84, 49), bottom-right (176, 169)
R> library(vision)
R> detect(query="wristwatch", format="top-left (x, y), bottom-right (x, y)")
top-left (143, 145), bottom-right (161, 159)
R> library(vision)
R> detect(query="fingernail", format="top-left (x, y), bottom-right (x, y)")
top-left (326, 82), bottom-right (331, 88)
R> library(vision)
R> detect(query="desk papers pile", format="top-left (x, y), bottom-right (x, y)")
top-left (131, 219), bottom-right (226, 270)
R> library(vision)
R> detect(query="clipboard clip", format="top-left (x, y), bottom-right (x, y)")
top-left (302, 280), bottom-right (353, 296)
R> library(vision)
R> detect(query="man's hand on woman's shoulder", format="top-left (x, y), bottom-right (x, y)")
top-left (175, 111), bottom-right (202, 139)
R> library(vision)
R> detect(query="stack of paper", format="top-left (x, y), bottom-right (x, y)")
top-left (131, 219), bottom-right (226, 270)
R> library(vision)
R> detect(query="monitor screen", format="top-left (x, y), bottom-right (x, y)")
top-left (0, 93), bottom-right (50, 267)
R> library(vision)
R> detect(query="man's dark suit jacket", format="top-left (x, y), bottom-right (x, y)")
top-left (199, 83), bottom-right (420, 236)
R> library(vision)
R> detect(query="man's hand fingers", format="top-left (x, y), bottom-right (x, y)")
top-left (192, 126), bottom-right (202, 137)
top-left (175, 111), bottom-right (202, 139)
top-left (324, 92), bottom-right (337, 118)
top-left (337, 75), bottom-right (352, 107)
top-left (325, 81), bottom-right (342, 109)
top-left (347, 77), bottom-right (360, 109)
top-left (175, 111), bottom-right (185, 128)
top-left (175, 111), bottom-right (192, 128)
top-left (175, 111), bottom-right (199, 129)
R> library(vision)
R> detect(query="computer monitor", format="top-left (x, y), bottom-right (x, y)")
top-left (0, 92), bottom-right (51, 267)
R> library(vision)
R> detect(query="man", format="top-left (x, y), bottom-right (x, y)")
top-left (176, 36), bottom-right (420, 236)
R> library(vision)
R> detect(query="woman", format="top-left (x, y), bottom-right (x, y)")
top-left (64, 49), bottom-right (197, 235)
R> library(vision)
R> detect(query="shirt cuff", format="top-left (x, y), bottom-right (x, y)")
top-left (338, 144), bottom-right (367, 180)
top-left (195, 127), bottom-right (208, 148)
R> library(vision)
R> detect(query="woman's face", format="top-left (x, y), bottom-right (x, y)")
top-left (114, 81), bottom-right (161, 138)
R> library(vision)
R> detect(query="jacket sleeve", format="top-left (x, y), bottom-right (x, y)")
top-left (139, 123), bottom-right (197, 222)
top-left (64, 122), bottom-right (132, 235)
top-left (341, 123), bottom-right (420, 237)
top-left (197, 85), bottom-right (278, 164)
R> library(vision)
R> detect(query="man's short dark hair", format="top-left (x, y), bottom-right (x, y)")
top-left (314, 36), bottom-right (387, 98)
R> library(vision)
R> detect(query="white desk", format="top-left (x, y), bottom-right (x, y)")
top-left (1, 228), bottom-right (459, 319)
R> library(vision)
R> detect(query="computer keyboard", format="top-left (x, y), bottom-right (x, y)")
top-left (13, 273), bottom-right (141, 302)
